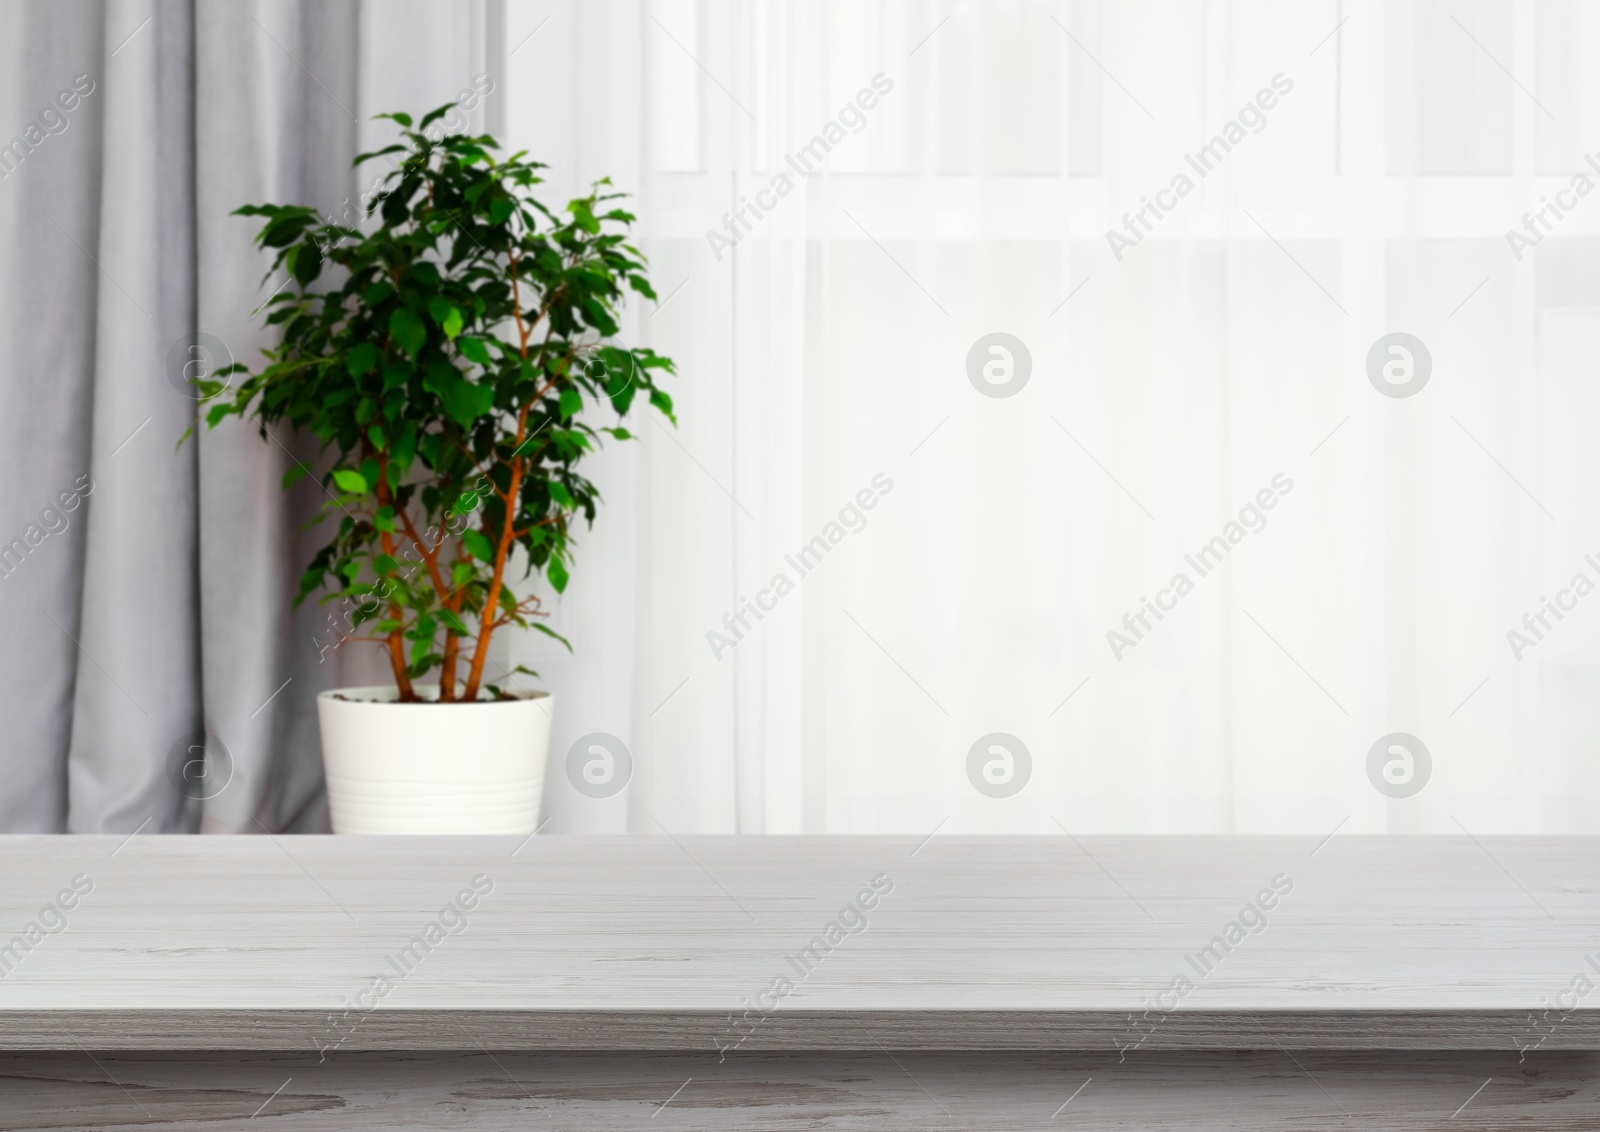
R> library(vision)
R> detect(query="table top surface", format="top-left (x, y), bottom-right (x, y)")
top-left (0, 834), bottom-right (1596, 1050)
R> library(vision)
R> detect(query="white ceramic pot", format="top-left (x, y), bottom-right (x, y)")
top-left (316, 685), bottom-right (553, 834)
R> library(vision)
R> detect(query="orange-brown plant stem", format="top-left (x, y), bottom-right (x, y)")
top-left (437, 544), bottom-right (473, 698)
top-left (439, 615), bottom-right (461, 698)
top-left (373, 456), bottom-right (416, 702)
top-left (461, 247), bottom-right (536, 702)
top-left (395, 504), bottom-right (461, 700)
top-left (461, 404), bottom-right (527, 702)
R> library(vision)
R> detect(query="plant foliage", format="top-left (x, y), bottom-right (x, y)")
top-left (200, 104), bottom-right (675, 701)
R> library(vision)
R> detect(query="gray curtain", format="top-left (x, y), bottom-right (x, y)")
top-left (0, 0), bottom-right (497, 832)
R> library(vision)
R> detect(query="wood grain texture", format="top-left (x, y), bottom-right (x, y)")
top-left (1, 1050), bottom-right (1597, 1130)
top-left (0, 834), bottom-right (1595, 1050)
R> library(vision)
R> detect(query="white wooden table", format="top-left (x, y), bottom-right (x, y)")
top-left (0, 834), bottom-right (1595, 1128)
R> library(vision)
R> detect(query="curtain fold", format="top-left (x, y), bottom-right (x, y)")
top-left (0, 1), bottom-right (107, 832)
top-left (68, 0), bottom-right (200, 834)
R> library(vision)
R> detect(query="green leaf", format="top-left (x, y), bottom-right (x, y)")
top-left (531, 622), bottom-right (573, 651)
top-left (389, 307), bottom-right (427, 359)
top-left (281, 463), bottom-right (310, 489)
top-left (427, 299), bottom-right (464, 340)
top-left (423, 360), bottom-right (458, 396)
top-left (559, 387), bottom-right (581, 420)
top-left (418, 104), bottom-right (454, 130)
top-left (353, 143), bottom-right (406, 166)
top-left (607, 369), bottom-right (638, 414)
top-left (382, 358), bottom-right (412, 391)
top-left (546, 555), bottom-right (569, 593)
top-left (392, 420), bottom-right (418, 470)
top-left (261, 215), bottom-right (311, 248)
top-left (347, 342), bottom-right (378, 377)
top-left (548, 481), bottom-right (574, 508)
top-left (570, 199), bottom-right (599, 234)
top-left (409, 652), bottom-right (441, 678)
top-left (368, 423), bottom-right (387, 451)
top-left (457, 335), bottom-right (492, 366)
top-left (332, 469), bottom-right (368, 494)
top-left (292, 239), bottom-right (323, 285)
top-left (438, 609), bottom-right (470, 635)
top-left (374, 554), bottom-right (399, 575)
top-left (443, 378), bottom-right (494, 427)
top-left (462, 528), bottom-right (494, 562)
top-left (373, 505), bottom-right (396, 533)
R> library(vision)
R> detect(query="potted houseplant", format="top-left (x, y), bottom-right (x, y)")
top-left (199, 106), bottom-right (674, 834)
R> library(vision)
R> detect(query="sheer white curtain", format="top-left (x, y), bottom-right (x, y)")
top-left (504, 0), bottom-right (1600, 835)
